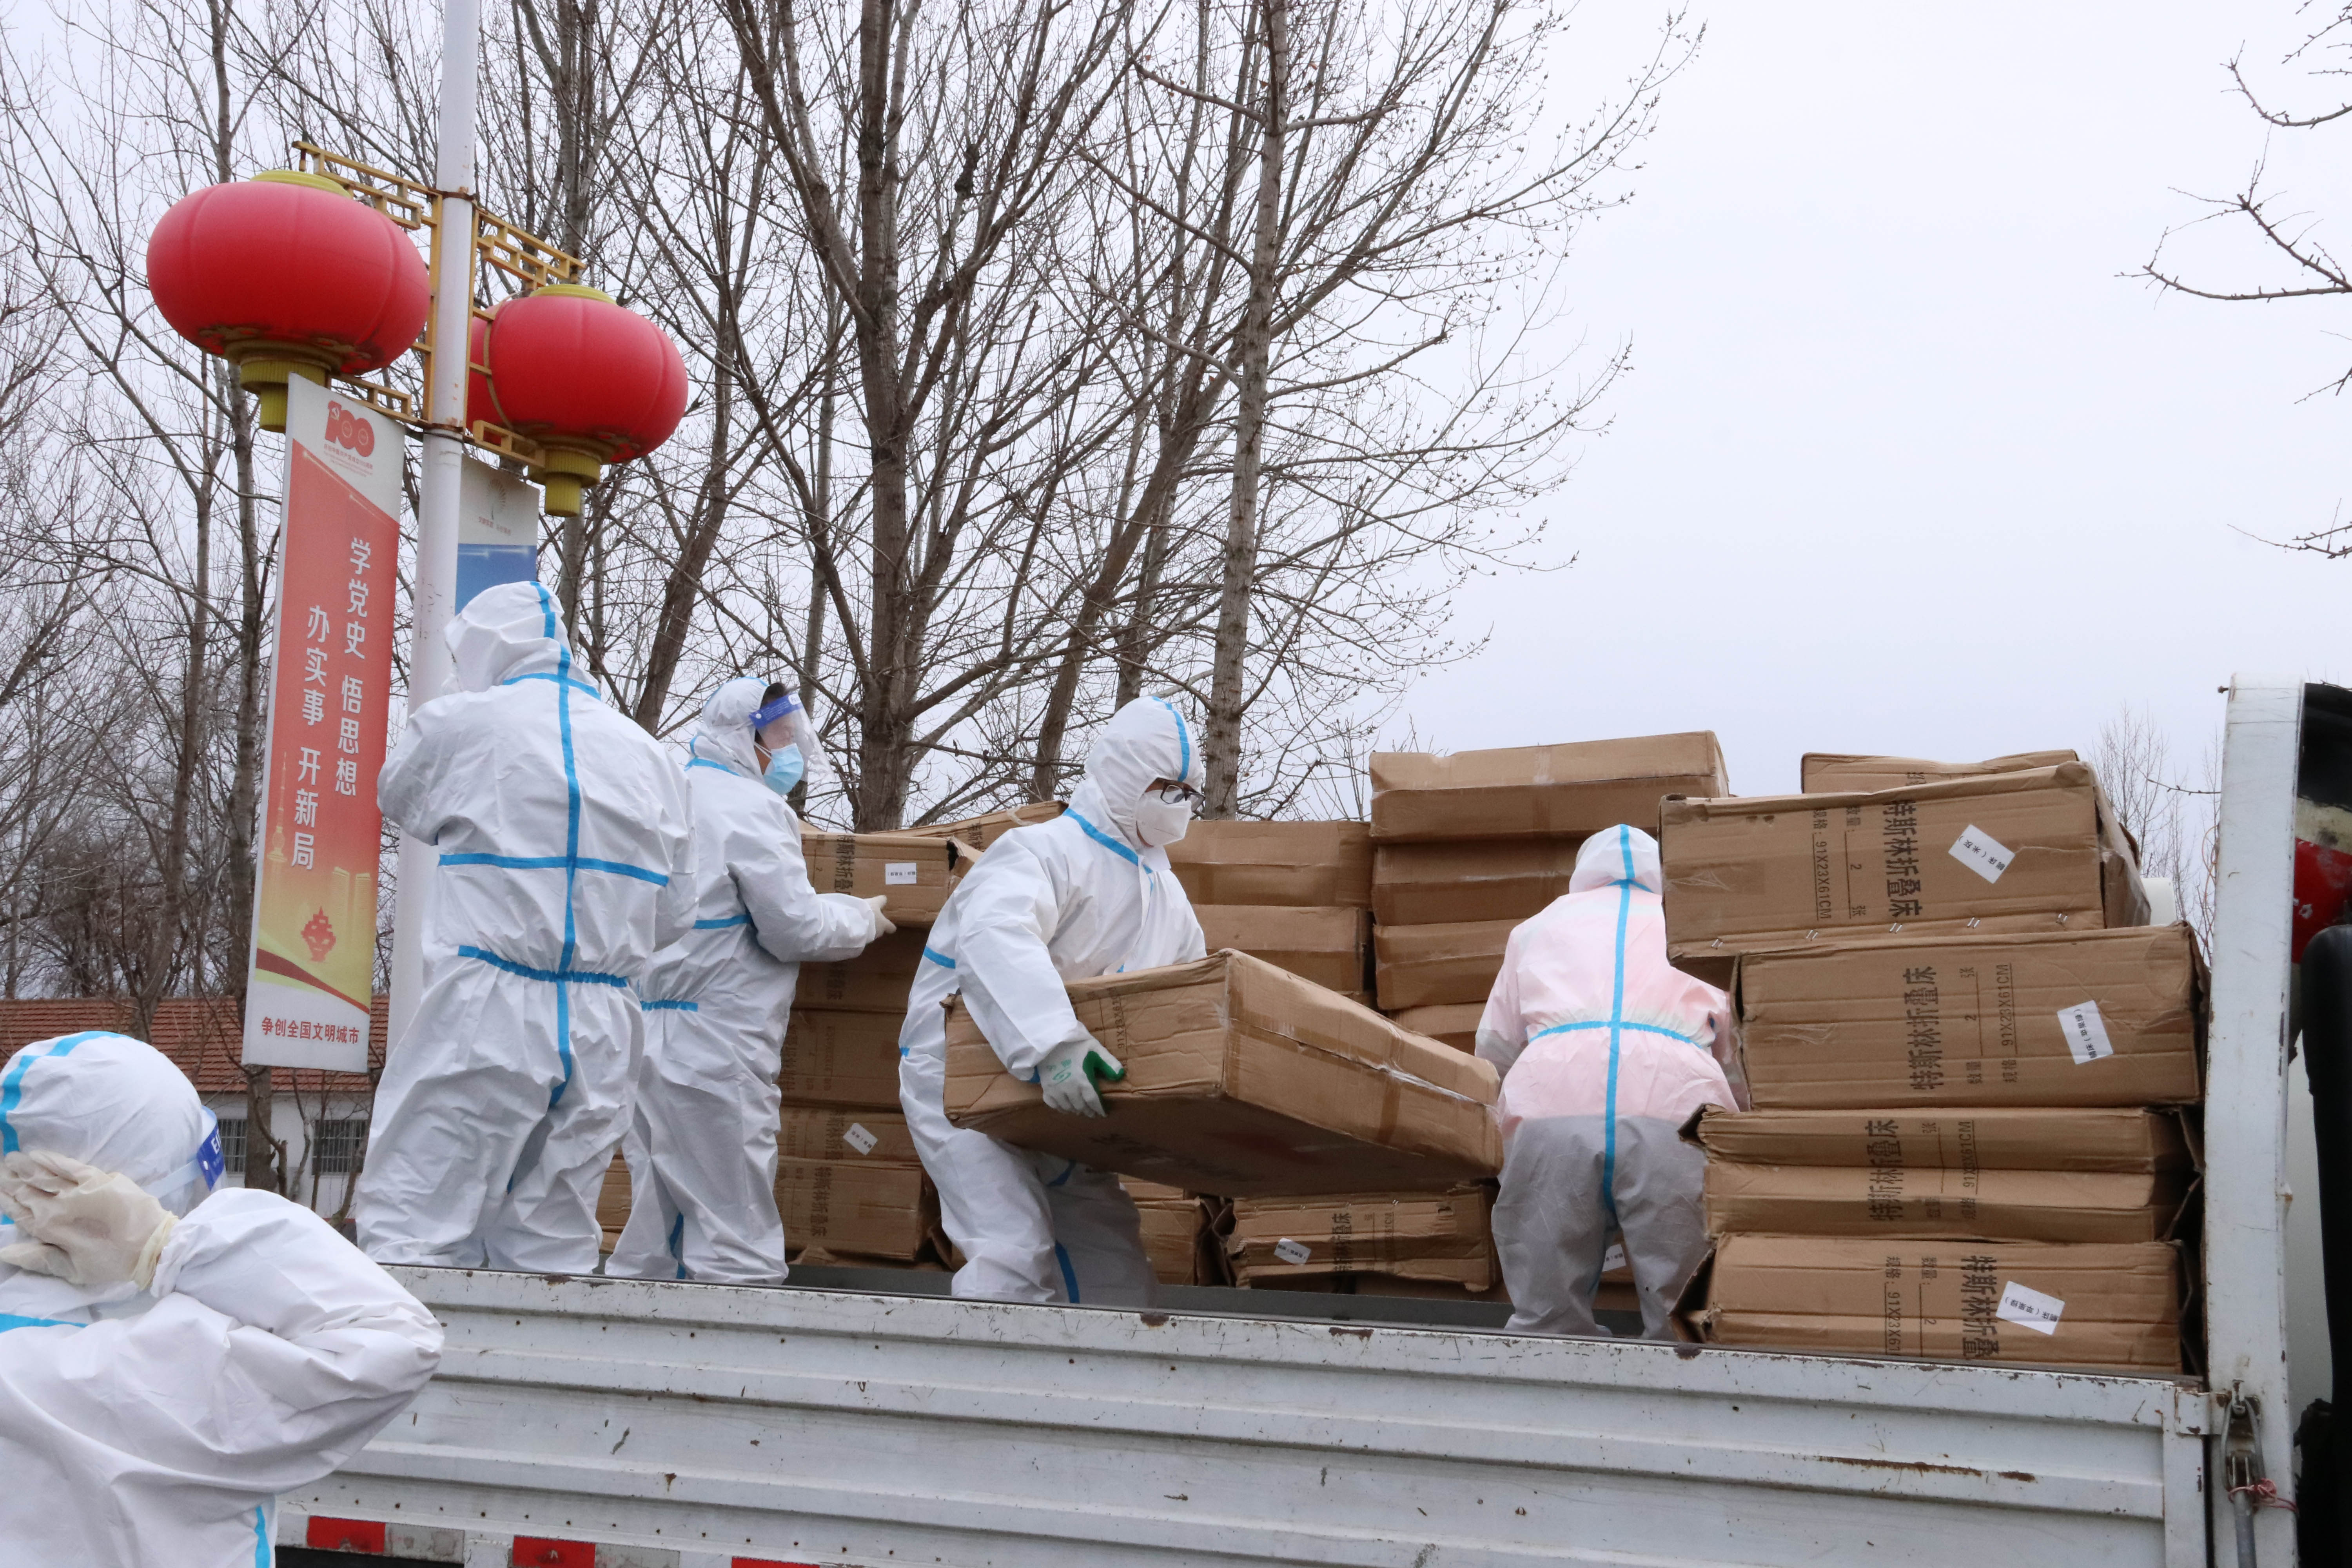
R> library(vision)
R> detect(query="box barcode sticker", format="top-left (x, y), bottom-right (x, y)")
top-left (2057, 1001), bottom-right (2114, 1065)
top-left (884, 862), bottom-right (919, 886)
top-left (1996, 1280), bottom-right (2064, 1335)
top-left (1948, 825), bottom-right (2014, 884)
top-left (1602, 1242), bottom-right (1628, 1274)
top-left (1274, 1238), bottom-right (1312, 1265)
top-left (841, 1122), bottom-right (879, 1156)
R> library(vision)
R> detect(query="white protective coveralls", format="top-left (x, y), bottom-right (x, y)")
top-left (357, 581), bottom-right (696, 1272)
top-left (609, 677), bottom-right (879, 1284)
top-left (899, 697), bottom-right (1206, 1305)
top-left (1476, 825), bottom-right (1738, 1338)
top-left (0, 1033), bottom-right (442, 1568)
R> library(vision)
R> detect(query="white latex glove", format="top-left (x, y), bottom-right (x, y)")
top-left (0, 1150), bottom-right (177, 1289)
top-left (864, 894), bottom-right (897, 940)
top-left (1037, 1032), bottom-right (1126, 1118)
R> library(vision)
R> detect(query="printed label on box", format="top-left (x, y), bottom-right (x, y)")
top-left (1274, 1238), bottom-right (1312, 1266)
top-left (885, 862), bottom-right (919, 886)
top-left (1948, 824), bottom-right (2015, 884)
top-left (842, 1122), bottom-right (879, 1155)
top-left (2057, 1001), bottom-right (2114, 1065)
top-left (1602, 1242), bottom-right (1628, 1274)
top-left (1996, 1280), bottom-right (2064, 1336)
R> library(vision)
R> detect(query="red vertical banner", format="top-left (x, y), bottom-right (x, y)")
top-left (242, 376), bottom-right (404, 1072)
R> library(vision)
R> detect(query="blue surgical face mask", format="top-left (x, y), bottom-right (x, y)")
top-left (762, 744), bottom-right (806, 797)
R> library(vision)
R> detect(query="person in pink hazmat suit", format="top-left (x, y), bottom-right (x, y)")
top-left (1475, 823), bottom-right (1740, 1339)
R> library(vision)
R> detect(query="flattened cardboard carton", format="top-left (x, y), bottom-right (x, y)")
top-left (797, 926), bottom-right (927, 1014)
top-left (1374, 919), bottom-right (1516, 1011)
top-left (775, 1156), bottom-right (935, 1261)
top-left (1687, 1104), bottom-right (2191, 1172)
top-left (1661, 764), bottom-right (2149, 961)
top-left (1702, 1162), bottom-right (2188, 1243)
top-left (1195, 905), bottom-right (1372, 996)
top-left (1687, 1234), bottom-right (2180, 1371)
top-left (943, 951), bottom-right (1502, 1196)
top-left (1371, 733), bottom-right (1728, 843)
top-left (1800, 750), bottom-right (2080, 794)
top-left (1119, 1179), bottom-right (1211, 1286)
top-left (777, 1103), bottom-right (920, 1164)
top-left (895, 800), bottom-right (1068, 850)
top-left (802, 831), bottom-right (965, 925)
top-left (1229, 1187), bottom-right (1495, 1289)
top-left (1389, 1002), bottom-right (1483, 1053)
top-left (778, 1009), bottom-right (906, 1110)
top-left (1372, 838), bottom-right (1586, 927)
top-left (596, 1153), bottom-right (631, 1232)
top-left (1165, 820), bottom-right (1374, 908)
top-left (1734, 925), bottom-right (2202, 1108)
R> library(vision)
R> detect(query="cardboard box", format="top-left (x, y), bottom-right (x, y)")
top-left (1370, 733), bottom-right (1728, 843)
top-left (777, 1009), bottom-right (906, 1109)
top-left (1165, 820), bottom-right (1373, 908)
top-left (1686, 1234), bottom-right (2180, 1371)
top-left (1389, 1002), bottom-right (1483, 1052)
top-left (777, 1103), bottom-right (920, 1164)
top-left (802, 831), bottom-right (966, 926)
top-left (1702, 1163), bottom-right (2188, 1244)
top-left (1372, 838), bottom-right (1586, 927)
top-left (1195, 905), bottom-right (1371, 997)
top-left (1687, 1105), bottom-right (2192, 1171)
top-left (776, 1156), bottom-right (935, 1261)
top-left (1229, 1187), bottom-right (1495, 1290)
top-left (895, 800), bottom-right (1067, 850)
top-left (1801, 750), bottom-right (2079, 795)
top-left (1734, 926), bottom-right (2202, 1108)
top-left (1119, 1179), bottom-right (1210, 1286)
top-left (943, 951), bottom-right (1503, 1196)
top-left (597, 1154), bottom-right (631, 1232)
top-left (1661, 764), bottom-right (2149, 960)
top-left (797, 926), bottom-right (927, 1014)
top-left (1373, 919), bottom-right (1515, 1011)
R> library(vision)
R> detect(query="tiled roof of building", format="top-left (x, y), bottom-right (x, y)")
top-left (0, 997), bottom-right (386, 1095)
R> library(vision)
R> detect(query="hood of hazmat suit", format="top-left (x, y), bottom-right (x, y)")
top-left (1474, 826), bottom-right (1738, 1340)
top-left (609, 677), bottom-right (879, 1286)
top-left (897, 696), bottom-right (1207, 1306)
top-left (0, 1033), bottom-right (442, 1567)
top-left (359, 579), bottom-right (697, 1272)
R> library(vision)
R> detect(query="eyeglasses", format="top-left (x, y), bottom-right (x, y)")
top-left (1152, 783), bottom-right (1200, 806)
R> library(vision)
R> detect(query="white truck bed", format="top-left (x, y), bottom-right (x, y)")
top-left (283, 675), bottom-right (2326, 1567)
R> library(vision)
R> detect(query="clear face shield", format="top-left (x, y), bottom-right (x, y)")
top-left (143, 1107), bottom-right (225, 1218)
top-left (751, 688), bottom-right (828, 795)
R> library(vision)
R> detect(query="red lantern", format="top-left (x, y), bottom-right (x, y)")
top-left (147, 170), bottom-right (429, 432)
top-left (468, 285), bottom-right (687, 516)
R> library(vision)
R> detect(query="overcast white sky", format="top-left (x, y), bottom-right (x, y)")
top-left (1393, 2), bottom-right (2352, 795)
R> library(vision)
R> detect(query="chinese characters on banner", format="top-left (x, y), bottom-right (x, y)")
top-left (241, 376), bottom-right (402, 1072)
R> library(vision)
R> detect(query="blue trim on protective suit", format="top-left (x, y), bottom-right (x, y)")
top-left (0, 1032), bottom-right (108, 1154)
top-left (503, 670), bottom-right (602, 698)
top-left (686, 758), bottom-right (737, 776)
top-left (253, 1501), bottom-right (272, 1566)
top-left (1600, 824), bottom-right (1633, 1256)
top-left (668, 1212), bottom-right (686, 1280)
top-left (694, 913), bottom-right (750, 930)
top-left (923, 947), bottom-right (957, 969)
top-left (1065, 809), bottom-right (1140, 867)
top-left (641, 999), bottom-right (699, 1013)
top-left (1528, 1020), bottom-right (1700, 1047)
top-left (439, 853), bottom-right (667, 886)
top-left (1054, 1241), bottom-right (1081, 1303)
top-left (1149, 696), bottom-right (1193, 785)
top-left (0, 1312), bottom-right (80, 1332)
top-left (457, 946), bottom-right (629, 988)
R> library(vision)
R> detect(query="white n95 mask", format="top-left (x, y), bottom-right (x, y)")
top-left (1134, 793), bottom-right (1194, 848)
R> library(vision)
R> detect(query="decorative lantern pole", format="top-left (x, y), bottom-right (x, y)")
top-left (385, 0), bottom-right (485, 1049)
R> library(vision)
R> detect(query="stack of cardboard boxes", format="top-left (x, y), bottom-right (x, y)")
top-left (1167, 820), bottom-right (1375, 1002)
top-left (1367, 735), bottom-right (1730, 1049)
top-left (1225, 1187), bottom-right (1500, 1298)
top-left (1665, 752), bottom-right (2201, 1372)
top-left (777, 925), bottom-right (938, 1265)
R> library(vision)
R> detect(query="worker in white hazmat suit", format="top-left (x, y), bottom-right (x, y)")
top-left (0, 1032), bottom-right (442, 1567)
top-left (900, 696), bottom-right (1207, 1305)
top-left (356, 580), bottom-right (696, 1272)
top-left (1477, 824), bottom-right (1739, 1339)
top-left (610, 677), bottom-right (893, 1284)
